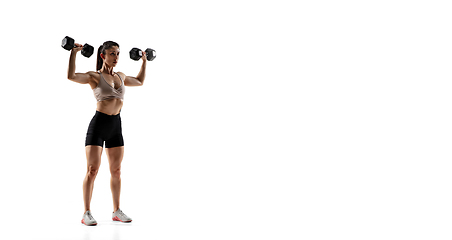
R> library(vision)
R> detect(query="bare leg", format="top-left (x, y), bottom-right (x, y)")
top-left (83, 146), bottom-right (103, 213)
top-left (106, 146), bottom-right (124, 212)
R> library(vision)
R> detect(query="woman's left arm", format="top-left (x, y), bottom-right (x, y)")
top-left (123, 51), bottom-right (147, 86)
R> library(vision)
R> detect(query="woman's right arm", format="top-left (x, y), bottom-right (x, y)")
top-left (67, 44), bottom-right (93, 84)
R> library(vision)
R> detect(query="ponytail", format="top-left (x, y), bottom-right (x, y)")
top-left (96, 41), bottom-right (120, 71)
top-left (96, 45), bottom-right (103, 71)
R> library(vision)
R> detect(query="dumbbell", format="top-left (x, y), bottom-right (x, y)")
top-left (61, 36), bottom-right (94, 58)
top-left (129, 48), bottom-right (156, 61)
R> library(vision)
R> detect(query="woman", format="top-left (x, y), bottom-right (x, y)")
top-left (67, 41), bottom-right (147, 226)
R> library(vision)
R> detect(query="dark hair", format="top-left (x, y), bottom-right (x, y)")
top-left (96, 41), bottom-right (120, 71)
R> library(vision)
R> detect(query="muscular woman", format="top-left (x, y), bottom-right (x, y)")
top-left (67, 41), bottom-right (147, 226)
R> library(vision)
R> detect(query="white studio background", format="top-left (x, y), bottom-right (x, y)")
top-left (1, 0), bottom-right (452, 239)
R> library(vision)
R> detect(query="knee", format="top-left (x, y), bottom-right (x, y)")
top-left (87, 165), bottom-right (99, 177)
top-left (111, 168), bottom-right (121, 179)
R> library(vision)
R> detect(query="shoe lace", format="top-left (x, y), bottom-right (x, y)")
top-left (87, 212), bottom-right (94, 220)
top-left (118, 209), bottom-right (127, 218)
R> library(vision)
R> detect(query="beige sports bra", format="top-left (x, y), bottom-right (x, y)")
top-left (93, 72), bottom-right (125, 102)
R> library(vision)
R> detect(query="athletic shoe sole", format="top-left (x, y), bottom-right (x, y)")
top-left (81, 219), bottom-right (97, 226)
top-left (112, 216), bottom-right (132, 223)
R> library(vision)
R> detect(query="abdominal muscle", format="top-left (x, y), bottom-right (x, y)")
top-left (96, 98), bottom-right (123, 115)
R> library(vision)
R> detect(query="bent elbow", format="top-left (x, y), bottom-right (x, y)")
top-left (67, 73), bottom-right (75, 81)
top-left (136, 78), bottom-right (144, 86)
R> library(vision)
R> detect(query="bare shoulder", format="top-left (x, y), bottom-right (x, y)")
top-left (87, 71), bottom-right (100, 89)
top-left (117, 71), bottom-right (142, 86)
top-left (87, 71), bottom-right (99, 78)
top-left (68, 71), bottom-right (98, 85)
top-left (116, 71), bottom-right (126, 79)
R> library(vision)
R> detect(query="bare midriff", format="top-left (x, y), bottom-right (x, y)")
top-left (96, 98), bottom-right (123, 115)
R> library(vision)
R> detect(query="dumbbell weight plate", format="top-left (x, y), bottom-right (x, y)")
top-left (129, 48), bottom-right (142, 61)
top-left (145, 48), bottom-right (156, 61)
top-left (81, 44), bottom-right (94, 58)
top-left (62, 36), bottom-right (75, 51)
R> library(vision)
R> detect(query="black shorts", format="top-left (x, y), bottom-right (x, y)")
top-left (85, 111), bottom-right (124, 148)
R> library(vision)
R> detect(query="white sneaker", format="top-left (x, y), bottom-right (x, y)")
top-left (81, 210), bottom-right (97, 226)
top-left (112, 208), bottom-right (132, 222)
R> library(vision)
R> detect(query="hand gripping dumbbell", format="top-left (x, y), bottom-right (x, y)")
top-left (129, 48), bottom-right (156, 61)
top-left (61, 36), bottom-right (94, 58)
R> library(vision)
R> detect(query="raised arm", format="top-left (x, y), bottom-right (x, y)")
top-left (123, 51), bottom-right (147, 86)
top-left (67, 44), bottom-right (94, 84)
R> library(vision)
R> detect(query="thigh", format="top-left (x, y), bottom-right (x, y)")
top-left (85, 113), bottom-right (107, 147)
top-left (106, 146), bottom-right (124, 172)
top-left (85, 134), bottom-right (104, 148)
top-left (85, 145), bottom-right (103, 169)
top-left (104, 115), bottom-right (123, 148)
top-left (105, 133), bottom-right (124, 149)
